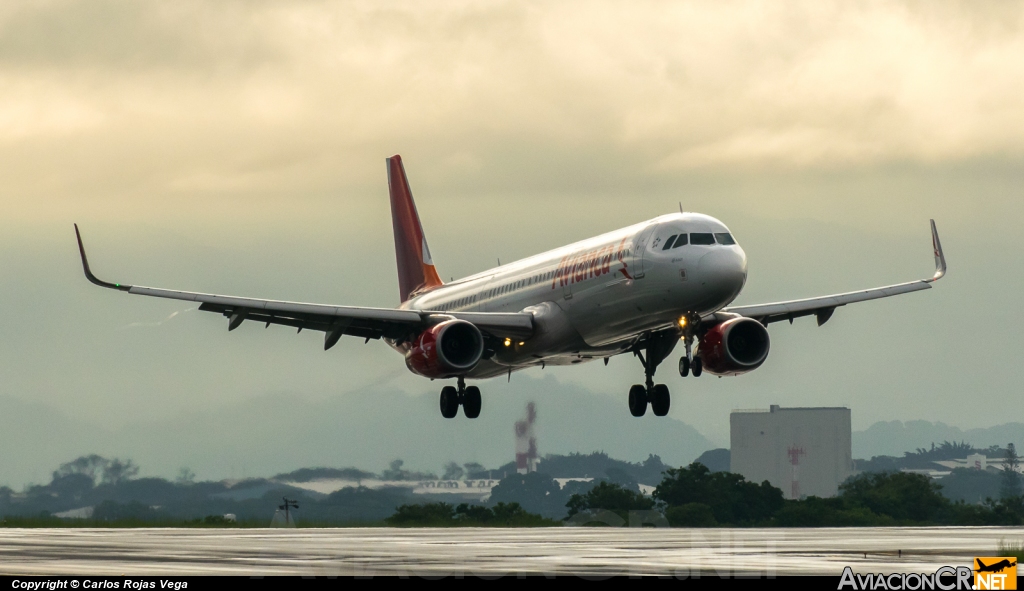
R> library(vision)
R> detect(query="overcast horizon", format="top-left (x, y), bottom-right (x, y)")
top-left (2, 1), bottom-right (1023, 486)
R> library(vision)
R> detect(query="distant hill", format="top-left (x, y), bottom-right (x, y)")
top-left (0, 374), bottom-right (714, 489)
top-left (694, 448), bottom-right (730, 473)
top-left (0, 396), bottom-right (113, 487)
top-left (852, 421), bottom-right (1024, 459)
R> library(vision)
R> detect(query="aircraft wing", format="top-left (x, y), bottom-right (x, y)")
top-left (712, 220), bottom-right (946, 327)
top-left (74, 225), bottom-right (533, 347)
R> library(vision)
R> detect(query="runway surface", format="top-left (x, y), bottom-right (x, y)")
top-left (0, 527), bottom-right (1021, 577)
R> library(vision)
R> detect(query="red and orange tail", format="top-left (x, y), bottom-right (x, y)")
top-left (387, 155), bottom-right (443, 303)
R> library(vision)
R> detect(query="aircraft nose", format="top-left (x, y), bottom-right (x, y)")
top-left (695, 247), bottom-right (746, 308)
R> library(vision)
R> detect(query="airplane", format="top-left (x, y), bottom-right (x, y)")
top-left (976, 559), bottom-right (1017, 573)
top-left (74, 155), bottom-right (947, 419)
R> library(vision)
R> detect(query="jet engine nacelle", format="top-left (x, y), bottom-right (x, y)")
top-left (697, 317), bottom-right (770, 376)
top-left (406, 319), bottom-right (484, 378)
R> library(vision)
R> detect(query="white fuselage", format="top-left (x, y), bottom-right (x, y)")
top-left (398, 213), bottom-right (748, 378)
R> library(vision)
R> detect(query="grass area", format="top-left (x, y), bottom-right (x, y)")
top-left (383, 502), bottom-right (560, 527)
top-left (0, 516), bottom-right (386, 528)
top-left (3, 516), bottom-right (264, 528)
top-left (997, 539), bottom-right (1024, 561)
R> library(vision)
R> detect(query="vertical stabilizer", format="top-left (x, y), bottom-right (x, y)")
top-left (387, 155), bottom-right (443, 302)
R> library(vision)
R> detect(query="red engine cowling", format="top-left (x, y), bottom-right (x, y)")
top-left (405, 319), bottom-right (485, 378)
top-left (697, 317), bottom-right (771, 376)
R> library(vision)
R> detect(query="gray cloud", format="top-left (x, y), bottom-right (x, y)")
top-left (3, 1), bottom-right (1024, 218)
top-left (0, 2), bottom-right (1022, 486)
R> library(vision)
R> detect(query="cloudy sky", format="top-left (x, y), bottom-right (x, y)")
top-left (2, 1), bottom-right (1023, 483)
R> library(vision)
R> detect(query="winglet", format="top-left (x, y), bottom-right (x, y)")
top-left (928, 219), bottom-right (946, 282)
top-left (74, 224), bottom-right (132, 291)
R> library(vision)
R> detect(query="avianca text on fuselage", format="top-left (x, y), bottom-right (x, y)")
top-left (552, 238), bottom-right (632, 289)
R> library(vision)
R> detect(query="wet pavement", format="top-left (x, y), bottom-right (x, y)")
top-left (0, 526), bottom-right (1020, 577)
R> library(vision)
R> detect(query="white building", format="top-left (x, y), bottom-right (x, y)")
top-left (730, 405), bottom-right (854, 499)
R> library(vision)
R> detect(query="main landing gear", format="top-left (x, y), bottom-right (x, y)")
top-left (440, 376), bottom-right (481, 419)
top-left (629, 331), bottom-right (677, 417)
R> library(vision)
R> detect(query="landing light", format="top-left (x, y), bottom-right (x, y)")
top-left (504, 338), bottom-right (512, 347)
top-left (678, 316), bottom-right (688, 328)
top-left (518, 341), bottom-right (525, 346)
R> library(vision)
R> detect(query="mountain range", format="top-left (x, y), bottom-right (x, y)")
top-left (3, 375), bottom-right (1021, 489)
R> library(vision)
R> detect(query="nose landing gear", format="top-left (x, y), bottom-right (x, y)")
top-left (439, 376), bottom-right (481, 419)
top-left (678, 334), bottom-right (703, 377)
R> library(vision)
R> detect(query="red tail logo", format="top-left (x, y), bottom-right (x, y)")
top-left (387, 155), bottom-right (443, 302)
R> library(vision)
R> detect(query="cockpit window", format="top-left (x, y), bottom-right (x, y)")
top-left (690, 233), bottom-right (715, 245)
top-left (714, 233), bottom-right (736, 245)
top-left (662, 234), bottom-right (678, 250)
top-left (672, 234), bottom-right (688, 248)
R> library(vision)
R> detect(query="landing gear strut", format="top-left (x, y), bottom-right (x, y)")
top-left (629, 331), bottom-right (676, 417)
top-left (439, 376), bottom-right (481, 419)
top-left (679, 335), bottom-right (703, 377)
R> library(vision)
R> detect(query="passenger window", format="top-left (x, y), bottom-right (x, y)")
top-left (662, 235), bottom-right (678, 250)
top-left (672, 234), bottom-right (688, 248)
top-left (690, 233), bottom-right (715, 245)
top-left (715, 233), bottom-right (736, 245)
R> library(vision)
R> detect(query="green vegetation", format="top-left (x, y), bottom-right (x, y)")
top-left (997, 539), bottom-right (1024, 561)
top-left (1001, 444), bottom-right (1022, 499)
top-left (384, 502), bottom-right (558, 527)
top-left (938, 468), bottom-right (1002, 504)
top-left (4, 449), bottom-right (1023, 529)
top-left (655, 463), bottom-right (784, 525)
top-left (0, 514), bottom-right (268, 528)
top-left (532, 452), bottom-right (670, 485)
top-left (839, 471), bottom-right (948, 522)
top-left (857, 441), bottom-right (1007, 473)
top-left (487, 472), bottom-right (569, 518)
top-left (271, 467), bottom-right (376, 483)
top-left (380, 459), bottom-right (438, 481)
top-left (565, 481), bottom-right (655, 523)
top-left (559, 463), bottom-right (1024, 527)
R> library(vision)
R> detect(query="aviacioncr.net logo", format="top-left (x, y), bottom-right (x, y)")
top-left (838, 566), bottom-right (974, 590)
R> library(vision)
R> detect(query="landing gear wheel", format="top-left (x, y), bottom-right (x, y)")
top-left (462, 386), bottom-right (482, 419)
top-left (692, 357), bottom-right (703, 377)
top-left (439, 386), bottom-right (459, 419)
top-left (651, 384), bottom-right (670, 416)
top-left (678, 357), bottom-right (690, 377)
top-left (628, 384), bottom-right (648, 417)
